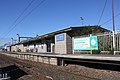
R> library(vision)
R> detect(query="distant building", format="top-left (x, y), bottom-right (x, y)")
top-left (0, 42), bottom-right (11, 52)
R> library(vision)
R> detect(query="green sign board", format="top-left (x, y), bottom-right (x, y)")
top-left (73, 36), bottom-right (98, 50)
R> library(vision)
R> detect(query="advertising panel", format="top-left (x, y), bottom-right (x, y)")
top-left (73, 36), bottom-right (98, 50)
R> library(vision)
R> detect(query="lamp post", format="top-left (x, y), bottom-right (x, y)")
top-left (11, 38), bottom-right (13, 44)
top-left (80, 17), bottom-right (84, 25)
top-left (17, 34), bottom-right (20, 42)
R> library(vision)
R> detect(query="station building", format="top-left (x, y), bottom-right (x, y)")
top-left (7, 26), bottom-right (111, 54)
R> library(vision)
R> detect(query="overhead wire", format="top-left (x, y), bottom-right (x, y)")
top-left (97, 0), bottom-right (107, 25)
top-left (1, 0), bottom-right (46, 39)
top-left (12, 0), bottom-right (36, 27)
top-left (0, 0), bottom-right (36, 38)
top-left (100, 13), bottom-right (120, 26)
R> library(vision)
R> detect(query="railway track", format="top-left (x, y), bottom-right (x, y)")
top-left (0, 53), bottom-right (100, 80)
top-left (1, 53), bottom-right (120, 80)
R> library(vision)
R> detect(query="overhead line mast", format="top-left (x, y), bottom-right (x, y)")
top-left (112, 0), bottom-right (115, 54)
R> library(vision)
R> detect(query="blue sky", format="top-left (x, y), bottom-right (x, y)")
top-left (0, 0), bottom-right (120, 46)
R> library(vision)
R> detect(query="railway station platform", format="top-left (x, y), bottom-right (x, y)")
top-left (12, 52), bottom-right (120, 60)
top-left (2, 52), bottom-right (120, 66)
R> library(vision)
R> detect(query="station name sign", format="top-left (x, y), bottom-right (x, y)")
top-left (73, 36), bottom-right (98, 50)
top-left (55, 34), bottom-right (64, 41)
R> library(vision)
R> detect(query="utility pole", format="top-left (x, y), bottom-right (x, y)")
top-left (112, 0), bottom-right (115, 54)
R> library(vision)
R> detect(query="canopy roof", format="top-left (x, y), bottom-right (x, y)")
top-left (10, 25), bottom-right (110, 46)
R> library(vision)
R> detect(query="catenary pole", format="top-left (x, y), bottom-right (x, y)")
top-left (112, 0), bottom-right (115, 54)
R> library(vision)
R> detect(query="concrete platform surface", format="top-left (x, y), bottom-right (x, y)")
top-left (16, 52), bottom-right (120, 61)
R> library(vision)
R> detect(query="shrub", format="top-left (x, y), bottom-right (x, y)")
top-left (91, 49), bottom-right (101, 54)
